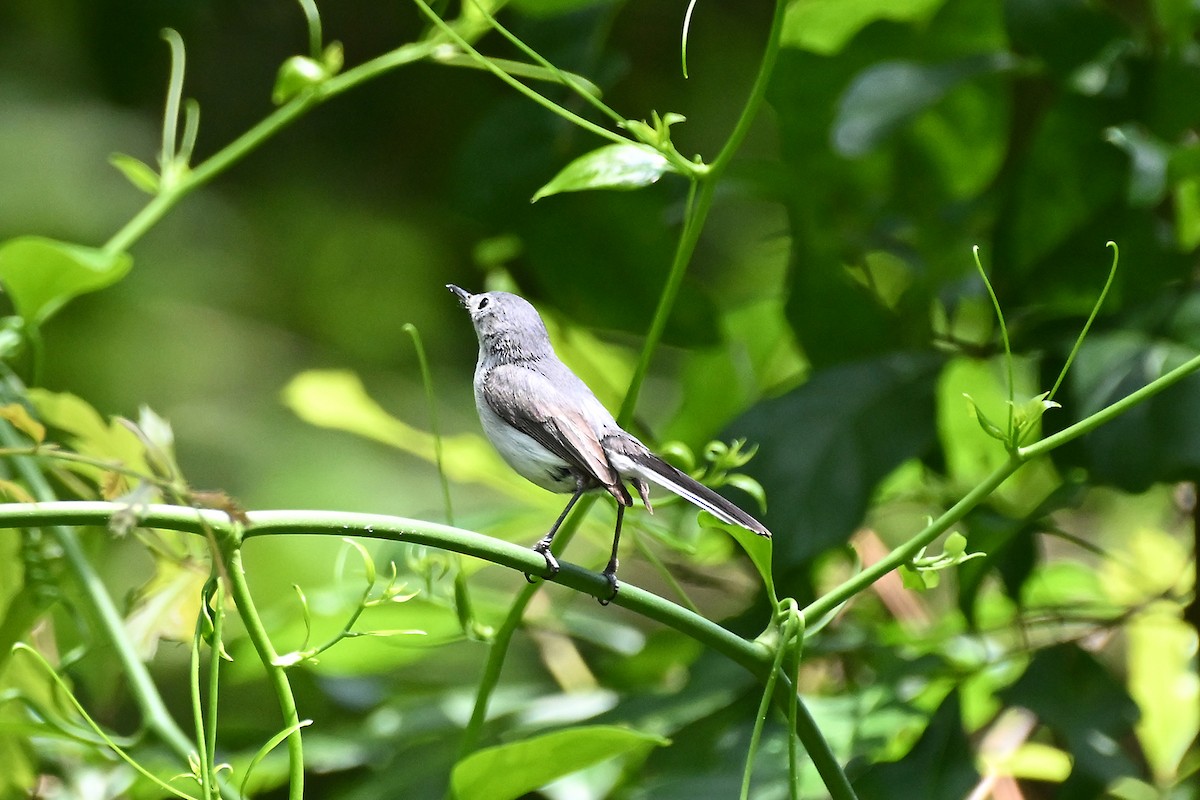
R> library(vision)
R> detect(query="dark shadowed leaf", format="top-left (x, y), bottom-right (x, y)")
top-left (728, 352), bottom-right (943, 567)
top-left (833, 54), bottom-right (1012, 156)
top-left (1050, 331), bottom-right (1200, 491)
top-left (1000, 644), bottom-right (1140, 795)
top-left (854, 691), bottom-right (978, 799)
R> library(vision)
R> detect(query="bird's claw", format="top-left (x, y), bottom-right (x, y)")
top-left (597, 570), bottom-right (619, 606)
top-left (524, 543), bottom-right (560, 583)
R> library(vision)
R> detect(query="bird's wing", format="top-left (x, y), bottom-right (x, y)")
top-left (482, 363), bottom-right (629, 502)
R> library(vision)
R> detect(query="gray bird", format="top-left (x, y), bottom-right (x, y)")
top-left (448, 284), bottom-right (770, 602)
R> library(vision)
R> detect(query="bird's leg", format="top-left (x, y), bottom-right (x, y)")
top-left (597, 505), bottom-right (624, 605)
top-left (526, 483), bottom-right (585, 583)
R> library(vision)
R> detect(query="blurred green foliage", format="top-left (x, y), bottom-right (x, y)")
top-left (0, 0), bottom-right (1197, 798)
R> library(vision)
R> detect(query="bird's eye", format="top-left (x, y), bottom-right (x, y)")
top-left (477, 297), bottom-right (490, 310)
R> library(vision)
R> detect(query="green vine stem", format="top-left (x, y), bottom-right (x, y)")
top-left (803, 348), bottom-right (1200, 623)
top-left (189, 610), bottom-right (213, 799)
top-left (220, 540), bottom-right (306, 800)
top-left (617, 0), bottom-right (787, 422)
top-left (103, 37), bottom-right (444, 256)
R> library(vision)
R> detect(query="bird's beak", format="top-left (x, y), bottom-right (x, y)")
top-left (446, 284), bottom-right (472, 307)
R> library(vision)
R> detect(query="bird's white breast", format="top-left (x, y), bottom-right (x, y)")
top-left (475, 384), bottom-right (576, 493)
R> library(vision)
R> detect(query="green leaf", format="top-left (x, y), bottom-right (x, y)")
top-left (531, 143), bottom-right (676, 202)
top-left (855, 691), bottom-right (979, 797)
top-left (272, 55), bottom-right (329, 105)
top-left (282, 369), bottom-right (548, 503)
top-left (781, 0), bottom-right (949, 55)
top-left (942, 531), bottom-right (967, 558)
top-left (0, 403), bottom-right (45, 444)
top-left (343, 536), bottom-right (377, 586)
top-left (1105, 124), bottom-right (1171, 207)
top-left (833, 55), bottom-right (1013, 157)
top-left (729, 352), bottom-right (943, 567)
top-left (702, 512), bottom-right (776, 604)
top-left (962, 392), bottom-right (1007, 442)
top-left (898, 564), bottom-right (926, 591)
top-left (108, 153), bottom-right (160, 194)
top-left (0, 237), bottom-right (132, 327)
top-left (26, 389), bottom-right (150, 483)
top-left (451, 726), bottom-right (668, 800)
top-left (723, 472), bottom-right (767, 515)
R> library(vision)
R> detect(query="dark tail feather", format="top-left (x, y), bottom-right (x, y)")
top-left (606, 437), bottom-right (770, 537)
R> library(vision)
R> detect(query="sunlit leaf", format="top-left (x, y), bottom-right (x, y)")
top-left (0, 237), bottom-right (132, 327)
top-left (0, 403), bottom-right (45, 444)
top-left (702, 513), bottom-right (776, 604)
top-left (124, 555), bottom-right (210, 660)
top-left (0, 478), bottom-right (34, 503)
top-left (282, 369), bottom-right (546, 503)
top-left (532, 143), bottom-right (676, 202)
top-left (27, 389), bottom-right (150, 482)
top-left (781, 0), bottom-right (948, 55)
top-left (108, 153), bottom-right (160, 194)
top-left (451, 726), bottom-right (668, 800)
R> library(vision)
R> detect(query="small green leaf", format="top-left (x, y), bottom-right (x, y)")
top-left (658, 441), bottom-right (696, 472)
top-left (702, 513), bottom-right (776, 605)
top-left (943, 531), bottom-right (967, 558)
top-left (724, 473), bottom-right (767, 515)
top-left (0, 237), bottom-right (133, 327)
top-left (272, 55), bottom-right (329, 105)
top-left (619, 119), bottom-right (656, 145)
top-left (531, 143), bottom-right (676, 202)
top-left (109, 153), bottom-right (161, 194)
top-left (1013, 391), bottom-right (1061, 442)
top-left (963, 393), bottom-right (1008, 442)
top-left (0, 403), bottom-right (45, 444)
top-left (321, 41), bottom-right (344, 74)
top-left (899, 564), bottom-right (925, 591)
top-left (451, 726), bottom-right (668, 800)
top-left (343, 537), bottom-right (377, 586)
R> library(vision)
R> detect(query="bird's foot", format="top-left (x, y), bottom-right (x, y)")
top-left (524, 542), bottom-right (560, 583)
top-left (597, 564), bottom-right (619, 606)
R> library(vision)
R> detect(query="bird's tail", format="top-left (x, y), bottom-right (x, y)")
top-left (603, 435), bottom-right (771, 538)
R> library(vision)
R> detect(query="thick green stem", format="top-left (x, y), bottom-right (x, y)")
top-left (1022, 350), bottom-right (1200, 460)
top-left (0, 501), bottom-right (773, 673)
